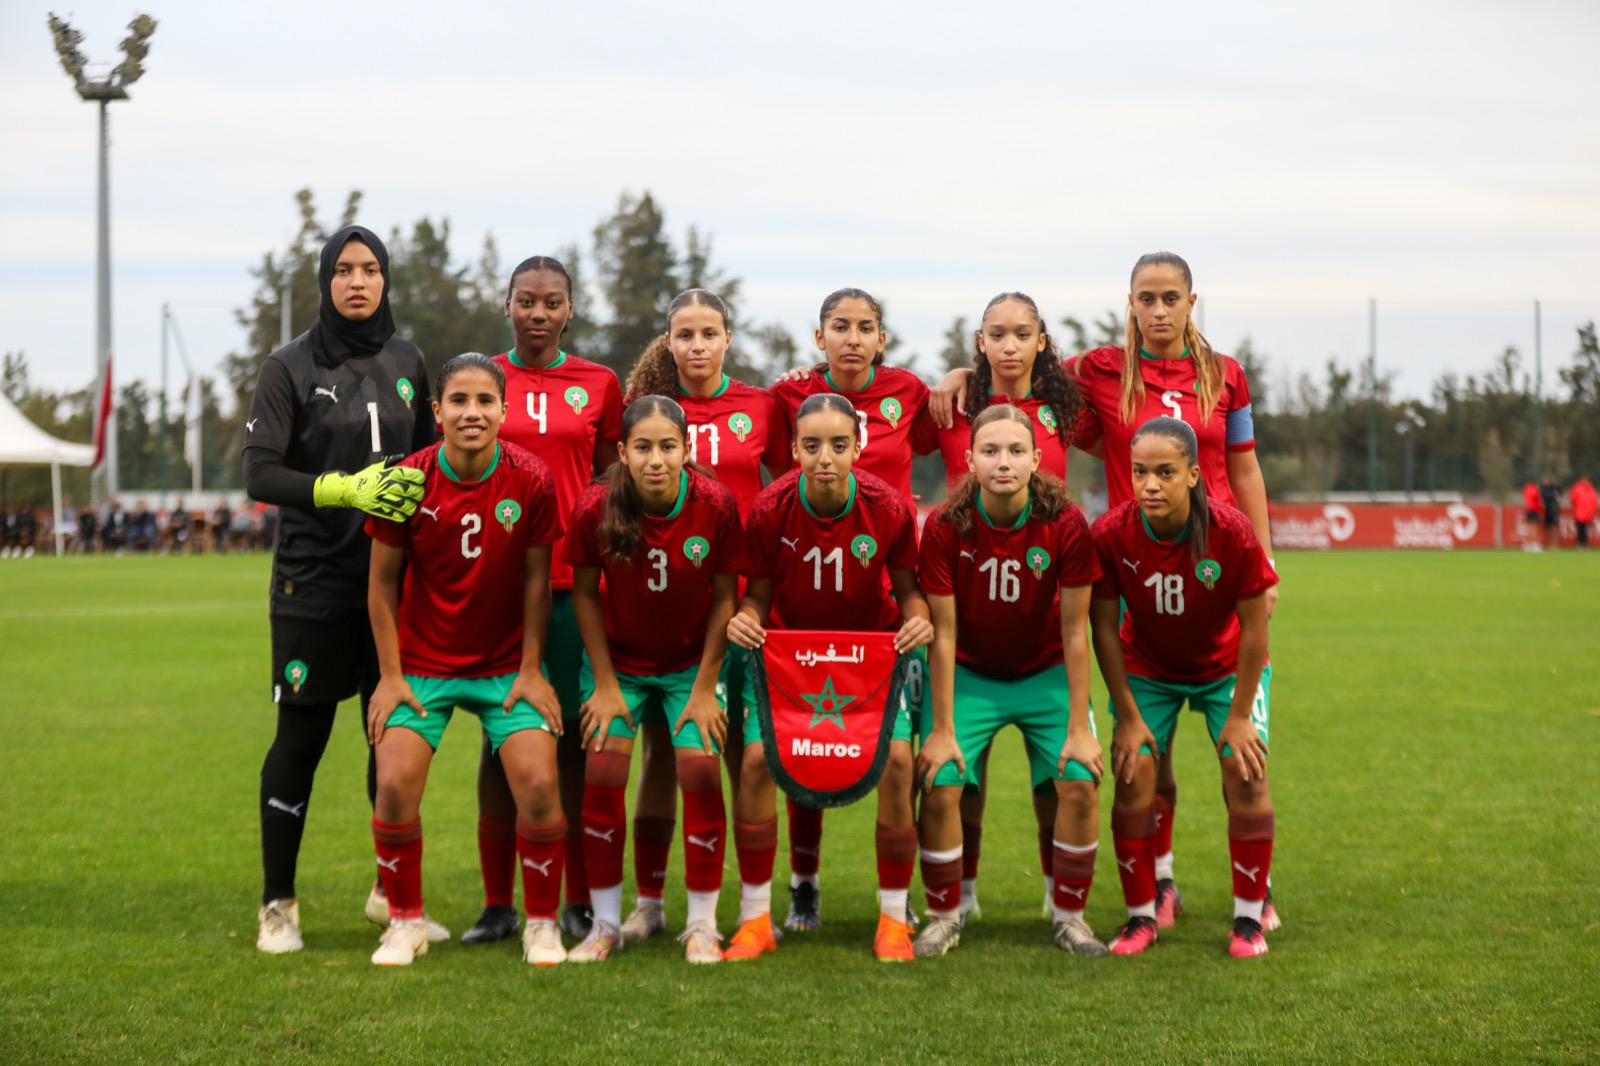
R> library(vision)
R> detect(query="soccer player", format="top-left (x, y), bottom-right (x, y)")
top-left (722, 393), bottom-right (933, 963)
top-left (766, 287), bottom-right (936, 930)
top-left (616, 289), bottom-right (789, 944)
top-left (930, 252), bottom-right (1277, 931)
top-left (1089, 416), bottom-right (1277, 958)
top-left (564, 396), bottom-right (743, 964)
top-left (464, 256), bottom-right (624, 947)
top-left (245, 226), bottom-right (436, 954)
top-left (913, 404), bottom-right (1107, 959)
top-left (364, 353), bottom-right (567, 966)
top-left (933, 292), bottom-right (1089, 924)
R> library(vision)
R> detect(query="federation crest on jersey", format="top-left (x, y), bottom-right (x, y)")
top-left (396, 377), bottom-right (415, 405)
top-left (683, 535), bottom-right (710, 568)
top-left (496, 499), bottom-right (522, 532)
top-left (879, 397), bottom-right (902, 428)
top-left (1026, 546), bottom-right (1051, 579)
top-left (850, 534), bottom-right (877, 568)
top-left (728, 412), bottom-right (753, 442)
top-left (284, 659), bottom-right (309, 695)
top-left (1038, 405), bottom-right (1057, 431)
top-left (1196, 558), bottom-right (1222, 589)
top-left (564, 385), bottom-right (589, 415)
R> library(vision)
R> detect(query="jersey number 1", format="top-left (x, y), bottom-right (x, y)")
top-left (366, 402), bottom-right (381, 453)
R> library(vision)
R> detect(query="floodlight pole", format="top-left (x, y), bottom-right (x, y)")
top-left (48, 12), bottom-right (157, 504)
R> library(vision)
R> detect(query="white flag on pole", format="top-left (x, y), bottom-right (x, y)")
top-left (184, 372), bottom-right (201, 471)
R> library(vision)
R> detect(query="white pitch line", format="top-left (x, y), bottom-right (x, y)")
top-left (0, 599), bottom-right (263, 620)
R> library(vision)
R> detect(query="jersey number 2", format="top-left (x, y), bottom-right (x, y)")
top-left (461, 513), bottom-right (482, 559)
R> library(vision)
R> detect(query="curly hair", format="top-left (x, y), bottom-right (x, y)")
top-left (969, 292), bottom-right (1085, 449)
top-left (937, 404), bottom-right (1074, 540)
top-left (1121, 252), bottom-right (1225, 423)
top-left (624, 289), bottom-right (731, 401)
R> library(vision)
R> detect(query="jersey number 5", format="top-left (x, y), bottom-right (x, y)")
top-left (1161, 390), bottom-right (1184, 422)
top-left (1143, 572), bottom-right (1184, 614)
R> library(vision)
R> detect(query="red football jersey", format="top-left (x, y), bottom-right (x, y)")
top-left (367, 441), bottom-right (564, 678)
top-left (493, 350), bottom-right (624, 591)
top-left (674, 376), bottom-right (789, 519)
top-left (1090, 500), bottom-right (1277, 683)
top-left (937, 394), bottom-right (1077, 493)
top-left (745, 469), bottom-right (917, 633)
top-left (918, 497), bottom-right (1100, 677)
top-left (1071, 346), bottom-right (1254, 511)
top-left (565, 468), bottom-right (745, 675)
top-left (770, 365), bottom-right (935, 509)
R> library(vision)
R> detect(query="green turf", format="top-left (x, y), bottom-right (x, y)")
top-left (2, 552), bottom-right (1597, 1064)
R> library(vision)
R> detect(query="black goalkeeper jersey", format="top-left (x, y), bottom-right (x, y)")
top-left (243, 332), bottom-right (434, 615)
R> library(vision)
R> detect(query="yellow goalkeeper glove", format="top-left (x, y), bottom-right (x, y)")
top-left (312, 456), bottom-right (425, 521)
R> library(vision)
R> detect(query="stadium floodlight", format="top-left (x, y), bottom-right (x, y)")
top-left (47, 12), bottom-right (158, 500)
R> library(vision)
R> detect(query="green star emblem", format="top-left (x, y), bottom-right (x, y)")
top-left (801, 675), bottom-right (855, 731)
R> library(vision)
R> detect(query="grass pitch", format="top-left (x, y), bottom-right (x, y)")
top-left (1, 551), bottom-right (1597, 1064)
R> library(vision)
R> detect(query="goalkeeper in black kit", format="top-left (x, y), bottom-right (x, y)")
top-left (244, 225), bottom-right (438, 954)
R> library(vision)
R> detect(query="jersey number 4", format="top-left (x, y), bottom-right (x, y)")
top-left (526, 393), bottom-right (548, 434)
top-left (1144, 572), bottom-right (1184, 614)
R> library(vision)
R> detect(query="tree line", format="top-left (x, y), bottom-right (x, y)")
top-left (2, 188), bottom-right (1597, 508)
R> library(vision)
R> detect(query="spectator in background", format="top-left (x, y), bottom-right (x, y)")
top-left (1539, 476), bottom-right (1561, 552)
top-left (1521, 480), bottom-right (1543, 551)
top-left (168, 498), bottom-right (190, 555)
top-left (2, 507), bottom-right (15, 556)
top-left (231, 506), bottom-right (255, 553)
top-left (1571, 475), bottom-right (1597, 551)
top-left (16, 507), bottom-right (38, 556)
top-left (128, 501), bottom-right (159, 553)
top-left (77, 504), bottom-right (98, 554)
top-left (258, 504), bottom-right (278, 553)
top-left (102, 499), bottom-right (127, 555)
top-left (213, 499), bottom-right (233, 554)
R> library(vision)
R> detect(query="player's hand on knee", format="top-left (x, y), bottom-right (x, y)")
top-left (915, 731), bottom-right (964, 793)
top-left (508, 670), bottom-right (562, 735)
top-left (675, 694), bottom-right (725, 757)
top-left (580, 690), bottom-right (631, 752)
top-left (1059, 727), bottom-right (1103, 784)
top-left (1111, 716), bottom-right (1157, 785)
top-left (369, 675), bottom-right (423, 746)
top-left (1217, 720), bottom-right (1267, 782)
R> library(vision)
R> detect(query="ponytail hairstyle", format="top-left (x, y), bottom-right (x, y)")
top-left (813, 287), bottom-right (888, 371)
top-left (1122, 252), bottom-right (1225, 424)
top-left (597, 395), bottom-right (689, 562)
top-left (1130, 415), bottom-right (1209, 566)
top-left (624, 288), bottom-right (732, 400)
top-left (938, 403), bottom-right (1073, 541)
top-left (794, 392), bottom-right (862, 440)
top-left (970, 292), bottom-right (1085, 449)
top-left (436, 351), bottom-right (506, 400)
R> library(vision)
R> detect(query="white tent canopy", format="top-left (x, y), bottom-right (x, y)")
top-left (0, 389), bottom-right (94, 556)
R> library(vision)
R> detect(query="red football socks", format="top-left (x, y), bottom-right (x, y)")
top-left (477, 815), bottom-right (516, 908)
top-left (516, 818), bottom-right (566, 921)
top-left (1111, 807), bottom-right (1158, 909)
top-left (372, 817), bottom-right (423, 921)
top-left (787, 796), bottom-right (823, 879)
top-left (581, 751), bottom-right (630, 890)
top-left (677, 755), bottom-right (725, 894)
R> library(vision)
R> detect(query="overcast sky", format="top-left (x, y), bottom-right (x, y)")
top-left (4, 0), bottom-right (1598, 413)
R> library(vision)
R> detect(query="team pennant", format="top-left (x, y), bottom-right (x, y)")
top-left (751, 629), bottom-right (909, 808)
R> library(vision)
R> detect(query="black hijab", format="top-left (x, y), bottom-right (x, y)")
top-left (307, 225), bottom-right (397, 366)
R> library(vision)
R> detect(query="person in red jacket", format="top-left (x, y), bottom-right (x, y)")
top-left (1521, 481), bottom-right (1544, 552)
top-left (1570, 476), bottom-right (1596, 550)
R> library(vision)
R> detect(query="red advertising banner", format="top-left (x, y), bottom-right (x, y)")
top-left (1269, 503), bottom-right (1501, 550)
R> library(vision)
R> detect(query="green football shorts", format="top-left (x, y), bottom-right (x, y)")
top-left (1120, 663), bottom-right (1273, 758)
top-left (580, 656), bottom-right (726, 754)
top-left (385, 671), bottom-right (556, 752)
top-left (546, 591), bottom-right (583, 722)
top-left (923, 663), bottom-right (1096, 790)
